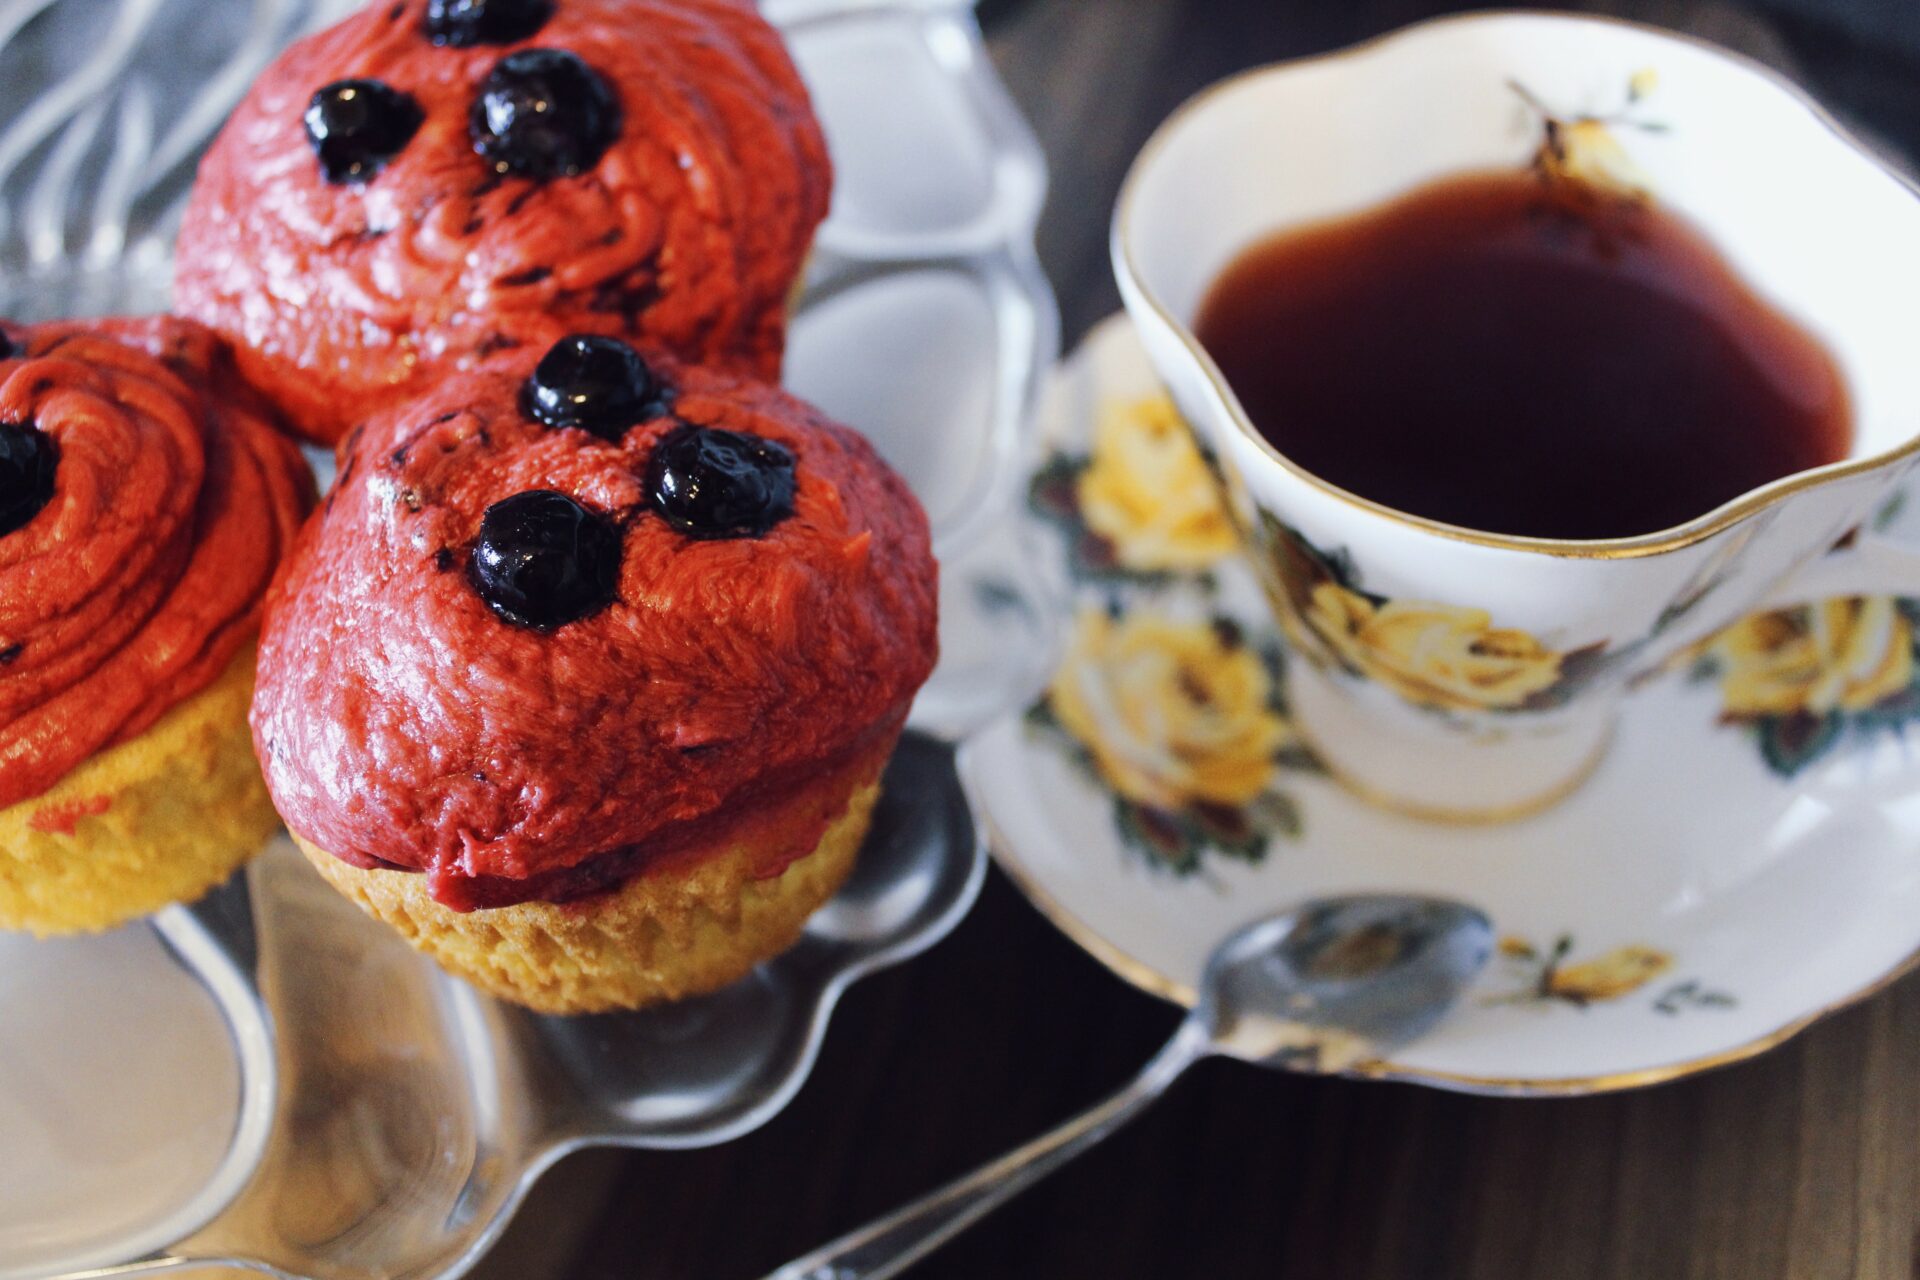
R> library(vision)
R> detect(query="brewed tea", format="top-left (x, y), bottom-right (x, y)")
top-left (1193, 170), bottom-right (1850, 540)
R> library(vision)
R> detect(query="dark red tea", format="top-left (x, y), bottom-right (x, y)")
top-left (1192, 170), bottom-right (1851, 540)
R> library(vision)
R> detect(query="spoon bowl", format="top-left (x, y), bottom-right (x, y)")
top-left (1201, 895), bottom-right (1495, 1068)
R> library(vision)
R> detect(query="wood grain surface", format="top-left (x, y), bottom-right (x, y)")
top-left (474, 3), bottom-right (1920, 1276)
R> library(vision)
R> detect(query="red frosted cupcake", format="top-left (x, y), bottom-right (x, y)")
top-left (175, 0), bottom-right (831, 445)
top-left (251, 335), bottom-right (936, 1011)
top-left (0, 317), bottom-right (314, 934)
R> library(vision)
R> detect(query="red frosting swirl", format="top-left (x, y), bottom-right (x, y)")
top-left (251, 351), bottom-right (937, 910)
top-left (0, 318), bottom-right (314, 810)
top-left (175, 0), bottom-right (831, 444)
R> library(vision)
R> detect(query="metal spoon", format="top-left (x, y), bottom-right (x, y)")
top-left (765, 894), bottom-right (1496, 1280)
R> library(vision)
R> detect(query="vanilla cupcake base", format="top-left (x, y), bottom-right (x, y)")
top-left (0, 643), bottom-right (277, 936)
top-left (294, 759), bottom-right (886, 1015)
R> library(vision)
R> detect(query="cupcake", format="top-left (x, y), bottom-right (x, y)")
top-left (251, 335), bottom-right (937, 1012)
top-left (0, 318), bottom-right (314, 935)
top-left (174, 0), bottom-right (832, 445)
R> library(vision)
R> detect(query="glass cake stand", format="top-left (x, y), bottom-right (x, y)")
top-left (0, 2), bottom-right (1059, 1276)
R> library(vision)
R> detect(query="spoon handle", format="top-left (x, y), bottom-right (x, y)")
top-left (763, 1018), bottom-right (1210, 1280)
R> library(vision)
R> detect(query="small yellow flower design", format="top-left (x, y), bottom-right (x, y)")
top-left (1257, 513), bottom-right (1586, 715)
top-left (1047, 610), bottom-right (1292, 813)
top-left (1545, 946), bottom-right (1673, 1003)
top-left (1492, 935), bottom-right (1687, 1009)
top-left (1707, 597), bottom-right (1913, 718)
top-left (1305, 583), bottom-right (1564, 713)
top-left (1073, 394), bottom-right (1238, 573)
top-left (1514, 71), bottom-right (1663, 200)
top-left (1544, 118), bottom-right (1652, 198)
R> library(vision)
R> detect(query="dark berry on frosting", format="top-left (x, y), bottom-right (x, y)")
top-left (469, 490), bottom-right (620, 629)
top-left (647, 424), bottom-right (796, 539)
top-left (305, 80), bottom-right (424, 184)
top-left (0, 422), bottom-right (58, 538)
top-left (470, 49), bottom-right (618, 180)
top-left (524, 335), bottom-right (662, 439)
top-left (423, 0), bottom-right (552, 47)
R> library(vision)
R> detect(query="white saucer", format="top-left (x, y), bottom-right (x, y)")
top-left (963, 312), bottom-right (1920, 1095)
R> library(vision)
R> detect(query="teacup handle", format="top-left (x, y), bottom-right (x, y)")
top-left (1758, 530), bottom-right (1920, 613)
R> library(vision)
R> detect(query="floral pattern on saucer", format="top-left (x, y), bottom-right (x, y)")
top-left (1487, 935), bottom-right (1734, 1015)
top-left (1023, 391), bottom-right (1319, 873)
top-left (1025, 610), bottom-right (1317, 875)
top-left (1692, 595), bottom-right (1920, 777)
top-left (1489, 935), bottom-right (1671, 1006)
top-left (1028, 391), bottom-right (1237, 584)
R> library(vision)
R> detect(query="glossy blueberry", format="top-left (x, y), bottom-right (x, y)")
top-left (0, 421), bottom-right (58, 538)
top-left (423, 0), bottom-right (552, 47)
top-left (523, 335), bottom-right (662, 439)
top-left (305, 79), bottom-right (424, 184)
top-left (470, 49), bottom-right (617, 180)
top-left (0, 331), bottom-right (15, 360)
top-left (469, 490), bottom-right (620, 629)
top-left (647, 424), bottom-right (796, 539)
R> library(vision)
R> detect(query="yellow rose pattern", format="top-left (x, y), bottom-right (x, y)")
top-left (1305, 584), bottom-right (1564, 713)
top-left (1693, 596), bottom-right (1920, 777)
top-left (1491, 935), bottom-right (1732, 1014)
top-left (1258, 512), bottom-right (1607, 715)
top-left (1050, 611), bottom-right (1290, 810)
top-left (1077, 394), bottom-right (1240, 572)
top-left (1028, 611), bottom-right (1315, 874)
top-left (1029, 393), bottom-right (1237, 582)
top-left (1026, 394), bottom-right (1316, 871)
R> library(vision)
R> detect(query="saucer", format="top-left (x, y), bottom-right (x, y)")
top-left (962, 312), bottom-right (1920, 1095)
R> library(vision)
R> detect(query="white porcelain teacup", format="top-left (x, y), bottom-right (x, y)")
top-left (1113, 12), bottom-right (1920, 821)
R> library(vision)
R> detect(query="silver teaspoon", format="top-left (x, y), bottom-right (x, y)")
top-left (765, 894), bottom-right (1496, 1280)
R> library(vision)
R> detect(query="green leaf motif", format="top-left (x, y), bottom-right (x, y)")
top-left (1025, 450), bottom-right (1185, 588)
top-left (1653, 980), bottom-right (1737, 1016)
top-left (1022, 615), bottom-right (1307, 877)
top-left (1754, 710), bottom-right (1842, 779)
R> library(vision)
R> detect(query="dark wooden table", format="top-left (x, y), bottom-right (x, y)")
top-left (476, 4), bottom-right (1920, 1276)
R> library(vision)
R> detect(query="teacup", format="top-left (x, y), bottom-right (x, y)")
top-left (1113, 11), bottom-right (1920, 821)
